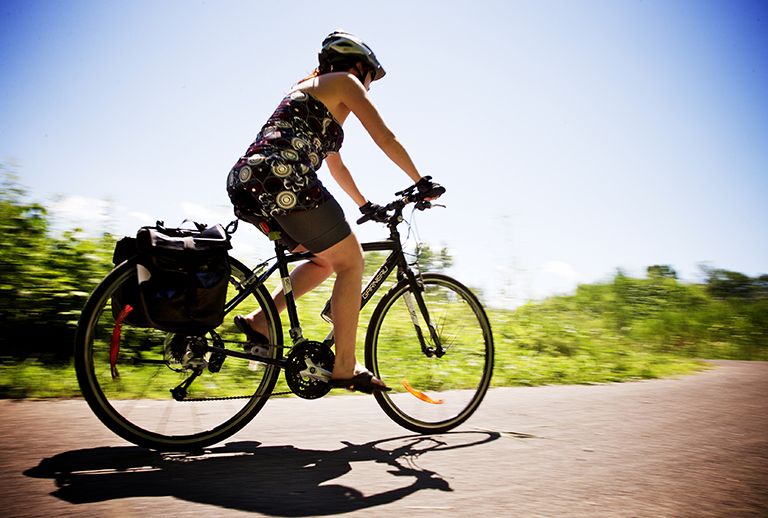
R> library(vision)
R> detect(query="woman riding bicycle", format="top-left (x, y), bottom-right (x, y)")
top-left (226, 30), bottom-right (444, 393)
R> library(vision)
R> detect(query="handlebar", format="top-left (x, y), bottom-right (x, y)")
top-left (356, 183), bottom-right (445, 225)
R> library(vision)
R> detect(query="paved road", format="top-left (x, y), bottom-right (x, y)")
top-left (1, 360), bottom-right (766, 517)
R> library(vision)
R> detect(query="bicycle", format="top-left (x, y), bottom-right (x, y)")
top-left (74, 183), bottom-right (494, 451)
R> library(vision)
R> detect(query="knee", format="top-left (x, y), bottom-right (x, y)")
top-left (318, 234), bottom-right (364, 276)
top-left (310, 256), bottom-right (334, 276)
top-left (333, 245), bottom-right (364, 276)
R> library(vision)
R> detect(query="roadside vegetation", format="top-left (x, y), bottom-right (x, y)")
top-left (1, 168), bottom-right (765, 397)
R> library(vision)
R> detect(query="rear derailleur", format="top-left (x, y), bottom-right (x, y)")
top-left (165, 333), bottom-right (226, 401)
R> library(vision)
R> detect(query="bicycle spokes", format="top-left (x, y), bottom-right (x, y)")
top-left (366, 274), bottom-right (494, 433)
top-left (75, 259), bottom-right (283, 450)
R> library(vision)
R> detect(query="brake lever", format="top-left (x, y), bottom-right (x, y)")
top-left (415, 200), bottom-right (446, 211)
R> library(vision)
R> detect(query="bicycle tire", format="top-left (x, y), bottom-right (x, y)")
top-left (365, 273), bottom-right (494, 434)
top-left (74, 257), bottom-right (282, 451)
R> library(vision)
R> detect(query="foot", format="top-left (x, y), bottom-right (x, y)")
top-left (233, 315), bottom-right (272, 371)
top-left (330, 369), bottom-right (390, 394)
top-left (233, 315), bottom-right (269, 345)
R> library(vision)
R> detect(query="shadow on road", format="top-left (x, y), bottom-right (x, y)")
top-left (24, 431), bottom-right (500, 516)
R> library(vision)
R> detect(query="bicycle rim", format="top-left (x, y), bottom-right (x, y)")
top-left (74, 258), bottom-right (282, 450)
top-left (366, 273), bottom-right (494, 434)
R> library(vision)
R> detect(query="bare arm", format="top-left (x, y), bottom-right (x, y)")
top-left (337, 74), bottom-right (422, 183)
top-left (325, 152), bottom-right (367, 207)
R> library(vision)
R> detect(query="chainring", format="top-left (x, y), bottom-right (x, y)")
top-left (284, 341), bottom-right (335, 399)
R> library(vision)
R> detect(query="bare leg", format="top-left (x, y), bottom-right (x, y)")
top-left (241, 253), bottom-right (333, 336)
top-left (313, 233), bottom-right (383, 383)
top-left (238, 233), bottom-right (385, 387)
top-left (316, 235), bottom-right (364, 380)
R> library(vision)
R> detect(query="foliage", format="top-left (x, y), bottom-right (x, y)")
top-left (416, 243), bottom-right (453, 273)
top-left (702, 265), bottom-right (768, 300)
top-left (647, 264), bottom-right (678, 279)
top-left (0, 168), bottom-right (115, 361)
top-left (496, 265), bottom-right (768, 364)
top-left (0, 169), bottom-right (766, 398)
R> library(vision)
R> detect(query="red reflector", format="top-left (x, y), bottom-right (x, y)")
top-left (110, 304), bottom-right (134, 379)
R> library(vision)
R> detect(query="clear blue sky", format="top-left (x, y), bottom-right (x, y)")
top-left (2, 0), bottom-right (767, 307)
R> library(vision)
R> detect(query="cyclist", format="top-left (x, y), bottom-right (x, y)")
top-left (226, 31), bottom-right (444, 393)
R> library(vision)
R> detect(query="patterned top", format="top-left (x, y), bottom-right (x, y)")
top-left (227, 90), bottom-right (344, 217)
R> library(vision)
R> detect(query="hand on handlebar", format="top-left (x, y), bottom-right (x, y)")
top-left (356, 177), bottom-right (447, 225)
top-left (416, 176), bottom-right (446, 201)
top-left (358, 201), bottom-right (389, 224)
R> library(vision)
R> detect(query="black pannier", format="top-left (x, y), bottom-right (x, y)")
top-left (111, 222), bottom-right (232, 333)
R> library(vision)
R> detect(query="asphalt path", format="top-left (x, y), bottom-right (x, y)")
top-left (1, 360), bottom-right (766, 517)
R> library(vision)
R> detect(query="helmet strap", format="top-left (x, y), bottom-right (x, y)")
top-left (351, 62), bottom-right (371, 84)
top-left (319, 59), bottom-right (370, 82)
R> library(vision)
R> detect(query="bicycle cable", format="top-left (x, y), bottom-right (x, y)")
top-left (402, 206), bottom-right (425, 271)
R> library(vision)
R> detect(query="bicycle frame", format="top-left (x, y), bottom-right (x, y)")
top-left (220, 217), bottom-right (443, 363)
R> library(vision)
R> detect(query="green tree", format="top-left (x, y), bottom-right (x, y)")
top-left (416, 243), bottom-right (453, 272)
top-left (0, 166), bottom-right (114, 361)
top-left (647, 264), bottom-right (677, 279)
top-left (703, 267), bottom-right (759, 300)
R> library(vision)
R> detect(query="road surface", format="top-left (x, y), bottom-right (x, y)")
top-left (1, 360), bottom-right (766, 517)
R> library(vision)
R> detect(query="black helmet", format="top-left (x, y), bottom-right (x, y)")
top-left (318, 31), bottom-right (386, 81)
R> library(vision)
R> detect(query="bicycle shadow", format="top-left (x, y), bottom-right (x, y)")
top-left (24, 431), bottom-right (500, 516)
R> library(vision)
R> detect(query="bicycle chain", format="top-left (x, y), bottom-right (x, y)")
top-left (177, 338), bottom-right (327, 402)
top-left (179, 390), bottom-right (293, 402)
top-left (176, 339), bottom-right (293, 401)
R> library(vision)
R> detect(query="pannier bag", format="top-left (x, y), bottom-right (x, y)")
top-left (111, 222), bottom-right (232, 333)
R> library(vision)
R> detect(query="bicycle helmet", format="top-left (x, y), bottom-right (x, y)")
top-left (318, 31), bottom-right (386, 81)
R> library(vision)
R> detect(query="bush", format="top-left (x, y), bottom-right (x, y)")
top-left (0, 170), bottom-right (114, 361)
top-left (502, 268), bottom-right (768, 361)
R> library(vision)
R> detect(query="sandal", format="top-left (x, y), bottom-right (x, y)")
top-left (329, 370), bottom-right (391, 394)
top-left (233, 315), bottom-right (269, 347)
top-left (234, 315), bottom-right (273, 371)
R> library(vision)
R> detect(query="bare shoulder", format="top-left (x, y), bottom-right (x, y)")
top-left (295, 73), bottom-right (365, 122)
top-left (320, 71), bottom-right (359, 85)
top-left (309, 72), bottom-right (364, 96)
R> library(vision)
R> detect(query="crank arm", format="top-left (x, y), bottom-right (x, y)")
top-left (301, 357), bottom-right (332, 382)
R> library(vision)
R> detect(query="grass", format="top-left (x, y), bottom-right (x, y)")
top-left (0, 339), bottom-right (709, 400)
top-left (492, 346), bottom-right (708, 387)
top-left (0, 361), bottom-right (81, 398)
top-left (0, 319), bottom-right (709, 400)
top-left (1, 264), bottom-right (742, 400)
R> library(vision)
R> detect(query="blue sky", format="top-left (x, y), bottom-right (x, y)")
top-left (1, 0), bottom-right (767, 307)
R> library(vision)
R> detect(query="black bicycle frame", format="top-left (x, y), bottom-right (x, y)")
top-left (222, 220), bottom-right (442, 358)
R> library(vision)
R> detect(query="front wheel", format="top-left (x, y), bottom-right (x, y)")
top-left (74, 257), bottom-right (282, 451)
top-left (365, 273), bottom-right (494, 433)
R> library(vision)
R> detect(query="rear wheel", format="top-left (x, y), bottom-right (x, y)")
top-left (74, 257), bottom-right (282, 451)
top-left (365, 273), bottom-right (494, 433)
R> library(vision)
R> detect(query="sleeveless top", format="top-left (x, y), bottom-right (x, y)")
top-left (226, 90), bottom-right (344, 217)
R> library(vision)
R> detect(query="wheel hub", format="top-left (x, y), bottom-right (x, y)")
top-left (165, 334), bottom-right (209, 372)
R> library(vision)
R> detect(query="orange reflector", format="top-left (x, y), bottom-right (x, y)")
top-left (401, 380), bottom-right (444, 404)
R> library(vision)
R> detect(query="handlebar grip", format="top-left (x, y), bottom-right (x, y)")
top-left (356, 213), bottom-right (373, 225)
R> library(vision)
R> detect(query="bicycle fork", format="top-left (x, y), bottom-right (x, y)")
top-left (403, 283), bottom-right (446, 359)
